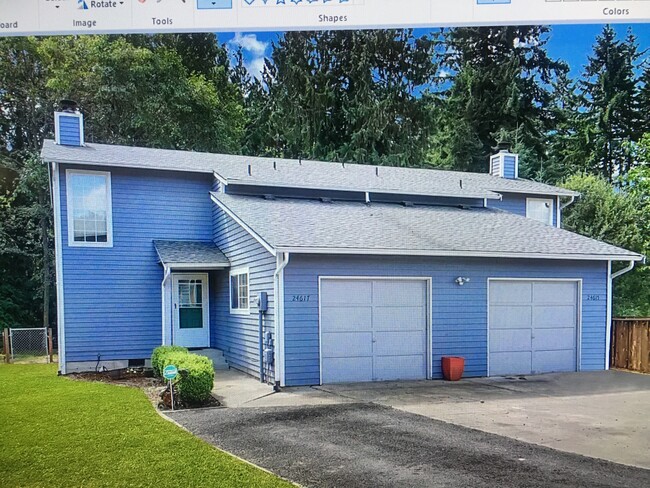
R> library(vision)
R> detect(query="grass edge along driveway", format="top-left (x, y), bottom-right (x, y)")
top-left (0, 364), bottom-right (293, 488)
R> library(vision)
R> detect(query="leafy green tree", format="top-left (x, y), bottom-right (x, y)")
top-left (562, 173), bottom-right (648, 316)
top-left (428, 26), bottom-right (568, 175)
top-left (39, 36), bottom-right (244, 153)
top-left (244, 30), bottom-right (437, 166)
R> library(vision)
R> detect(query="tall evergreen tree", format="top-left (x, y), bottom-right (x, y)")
top-left (579, 26), bottom-right (641, 180)
top-left (428, 26), bottom-right (568, 175)
top-left (243, 30), bottom-right (437, 166)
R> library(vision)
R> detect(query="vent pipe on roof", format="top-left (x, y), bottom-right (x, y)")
top-left (273, 161), bottom-right (277, 171)
top-left (490, 139), bottom-right (518, 180)
top-left (376, 167), bottom-right (379, 177)
top-left (54, 100), bottom-right (84, 147)
top-left (248, 164), bottom-right (252, 176)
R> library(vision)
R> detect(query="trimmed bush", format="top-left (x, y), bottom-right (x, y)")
top-left (151, 345), bottom-right (188, 377)
top-left (161, 351), bottom-right (215, 405)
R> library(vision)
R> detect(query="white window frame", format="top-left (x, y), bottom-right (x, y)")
top-left (229, 267), bottom-right (250, 315)
top-left (526, 197), bottom-right (554, 226)
top-left (66, 169), bottom-right (113, 248)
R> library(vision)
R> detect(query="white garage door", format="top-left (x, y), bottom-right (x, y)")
top-left (320, 279), bottom-right (428, 384)
top-left (489, 280), bottom-right (579, 376)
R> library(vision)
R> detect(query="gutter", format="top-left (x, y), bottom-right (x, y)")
top-left (560, 195), bottom-right (576, 210)
top-left (273, 252), bottom-right (291, 389)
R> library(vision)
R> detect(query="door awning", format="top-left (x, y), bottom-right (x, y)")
top-left (154, 240), bottom-right (230, 270)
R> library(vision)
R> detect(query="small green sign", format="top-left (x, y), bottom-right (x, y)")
top-left (163, 364), bottom-right (178, 381)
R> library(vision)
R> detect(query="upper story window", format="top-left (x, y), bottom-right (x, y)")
top-left (526, 198), bottom-right (553, 226)
top-left (66, 170), bottom-right (113, 247)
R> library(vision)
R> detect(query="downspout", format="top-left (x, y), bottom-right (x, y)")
top-left (51, 161), bottom-right (66, 374)
top-left (558, 196), bottom-right (575, 228)
top-left (606, 259), bottom-right (638, 370)
top-left (273, 252), bottom-right (290, 390)
top-left (161, 265), bottom-right (172, 346)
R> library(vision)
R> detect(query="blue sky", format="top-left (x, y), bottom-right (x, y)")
top-left (220, 23), bottom-right (650, 80)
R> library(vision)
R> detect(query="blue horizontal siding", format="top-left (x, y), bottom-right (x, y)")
top-left (60, 165), bottom-right (213, 363)
top-left (211, 202), bottom-right (276, 381)
top-left (489, 192), bottom-right (558, 227)
top-left (58, 116), bottom-right (81, 146)
top-left (283, 255), bottom-right (608, 386)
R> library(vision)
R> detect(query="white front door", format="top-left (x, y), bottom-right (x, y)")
top-left (173, 273), bottom-right (210, 348)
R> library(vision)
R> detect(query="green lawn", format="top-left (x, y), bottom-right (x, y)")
top-left (0, 364), bottom-right (293, 488)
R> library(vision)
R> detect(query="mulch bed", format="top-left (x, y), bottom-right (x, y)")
top-left (70, 368), bottom-right (221, 410)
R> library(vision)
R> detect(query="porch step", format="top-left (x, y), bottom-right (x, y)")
top-left (193, 348), bottom-right (230, 371)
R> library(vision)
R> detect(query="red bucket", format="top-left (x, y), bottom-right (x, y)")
top-left (441, 356), bottom-right (465, 381)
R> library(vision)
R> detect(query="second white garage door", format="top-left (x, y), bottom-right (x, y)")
top-left (489, 280), bottom-right (580, 376)
top-left (320, 278), bottom-right (428, 384)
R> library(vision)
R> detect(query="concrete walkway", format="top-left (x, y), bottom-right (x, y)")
top-left (213, 369), bottom-right (352, 408)
top-left (213, 369), bottom-right (650, 469)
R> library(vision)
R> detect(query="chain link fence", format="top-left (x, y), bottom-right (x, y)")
top-left (8, 328), bottom-right (51, 363)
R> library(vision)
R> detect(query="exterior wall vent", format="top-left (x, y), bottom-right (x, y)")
top-left (490, 149), bottom-right (518, 180)
top-left (54, 100), bottom-right (84, 147)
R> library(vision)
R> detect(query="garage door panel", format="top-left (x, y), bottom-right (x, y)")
top-left (490, 329), bottom-right (531, 353)
top-left (374, 331), bottom-right (426, 356)
top-left (320, 278), bottom-right (428, 384)
top-left (490, 305), bottom-right (532, 329)
top-left (533, 328), bottom-right (575, 351)
top-left (322, 357), bottom-right (373, 383)
top-left (489, 280), bottom-right (578, 377)
top-left (490, 351), bottom-right (531, 376)
top-left (533, 305), bottom-right (577, 328)
top-left (533, 282), bottom-right (577, 304)
top-left (533, 350), bottom-right (576, 373)
top-left (374, 355), bottom-right (426, 381)
top-left (321, 307), bottom-right (372, 331)
top-left (372, 280), bottom-right (426, 306)
top-left (373, 306), bottom-right (426, 330)
top-left (321, 280), bottom-right (372, 305)
top-left (322, 332), bottom-right (373, 358)
top-left (490, 282), bottom-right (532, 304)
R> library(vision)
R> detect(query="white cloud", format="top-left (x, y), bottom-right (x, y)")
top-left (229, 33), bottom-right (268, 57)
top-left (228, 33), bottom-right (270, 80)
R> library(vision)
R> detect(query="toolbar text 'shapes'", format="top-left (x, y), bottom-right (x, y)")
top-left (2, 1), bottom-right (649, 36)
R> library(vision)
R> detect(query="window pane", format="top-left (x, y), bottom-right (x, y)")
top-left (179, 308), bottom-right (203, 329)
top-left (69, 172), bottom-right (109, 244)
top-left (231, 275), bottom-right (239, 309)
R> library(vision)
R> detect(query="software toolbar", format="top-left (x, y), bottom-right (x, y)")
top-left (2, 0), bottom-right (649, 36)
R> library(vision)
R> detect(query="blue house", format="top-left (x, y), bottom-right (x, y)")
top-left (41, 110), bottom-right (643, 386)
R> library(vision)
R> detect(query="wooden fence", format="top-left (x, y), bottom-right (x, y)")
top-left (611, 318), bottom-right (650, 373)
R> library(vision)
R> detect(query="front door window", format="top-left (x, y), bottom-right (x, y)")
top-left (178, 280), bottom-right (203, 329)
top-left (173, 274), bottom-right (210, 348)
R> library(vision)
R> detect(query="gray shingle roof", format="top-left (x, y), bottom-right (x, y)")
top-left (41, 139), bottom-right (578, 199)
top-left (210, 193), bottom-right (642, 261)
top-left (154, 240), bottom-right (229, 268)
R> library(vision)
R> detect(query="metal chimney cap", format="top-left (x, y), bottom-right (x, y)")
top-left (60, 100), bottom-right (79, 113)
top-left (493, 139), bottom-right (512, 153)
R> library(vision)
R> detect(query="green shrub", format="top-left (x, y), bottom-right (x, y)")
top-left (151, 345), bottom-right (188, 377)
top-left (161, 351), bottom-right (215, 405)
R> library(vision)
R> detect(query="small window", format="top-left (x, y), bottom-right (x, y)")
top-left (230, 268), bottom-right (250, 314)
top-left (527, 198), bottom-right (554, 225)
top-left (66, 170), bottom-right (112, 247)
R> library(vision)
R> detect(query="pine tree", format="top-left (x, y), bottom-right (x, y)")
top-left (242, 30), bottom-right (437, 166)
top-left (580, 26), bottom-right (641, 180)
top-left (428, 26), bottom-right (568, 174)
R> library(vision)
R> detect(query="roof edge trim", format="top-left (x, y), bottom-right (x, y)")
top-left (275, 246), bottom-right (643, 262)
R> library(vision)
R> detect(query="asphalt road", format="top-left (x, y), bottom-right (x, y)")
top-left (169, 403), bottom-right (650, 488)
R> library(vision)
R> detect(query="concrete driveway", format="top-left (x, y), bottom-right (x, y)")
top-left (316, 370), bottom-right (650, 469)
